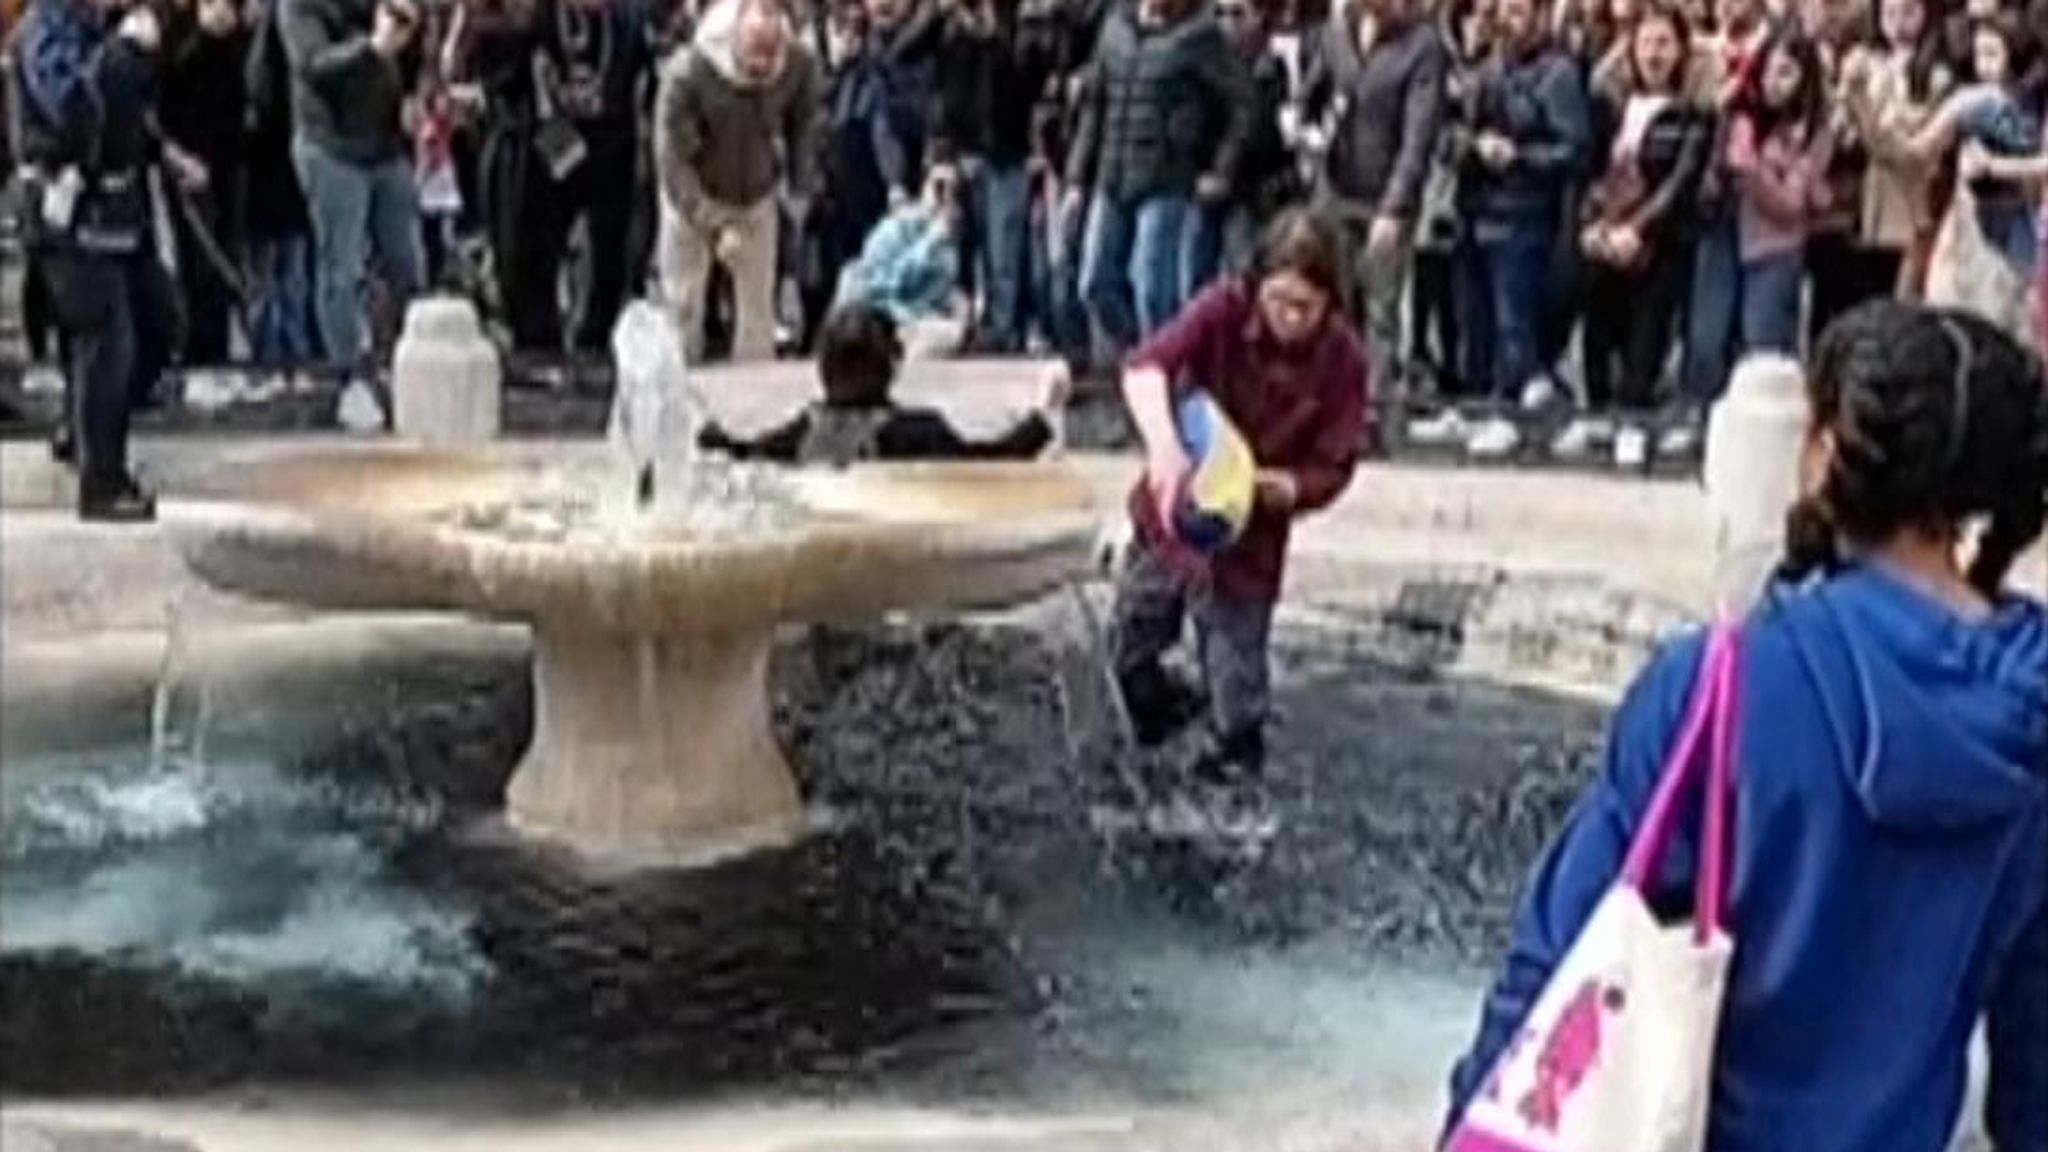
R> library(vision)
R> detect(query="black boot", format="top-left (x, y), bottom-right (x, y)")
top-left (78, 472), bottom-right (156, 523)
top-left (1117, 663), bottom-right (1208, 748)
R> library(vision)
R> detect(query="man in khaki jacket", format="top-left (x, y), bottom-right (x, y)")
top-left (654, 0), bottom-right (818, 362)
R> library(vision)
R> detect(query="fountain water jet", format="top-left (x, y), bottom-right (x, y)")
top-left (161, 435), bottom-right (1099, 863)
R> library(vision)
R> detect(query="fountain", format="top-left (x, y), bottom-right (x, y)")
top-left (159, 307), bottom-right (1101, 861)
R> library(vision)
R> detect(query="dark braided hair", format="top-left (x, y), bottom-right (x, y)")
top-left (1781, 301), bottom-right (2048, 599)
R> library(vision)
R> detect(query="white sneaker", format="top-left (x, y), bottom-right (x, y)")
top-left (1466, 416), bottom-right (1522, 459)
top-left (181, 371), bottom-right (238, 413)
top-left (1614, 425), bottom-right (1650, 470)
top-left (1406, 408), bottom-right (1469, 446)
top-left (1657, 420), bottom-right (1701, 459)
top-left (1520, 375), bottom-right (1560, 412)
top-left (336, 380), bottom-right (387, 434)
top-left (23, 365), bottom-right (65, 396)
top-left (1550, 416), bottom-right (1615, 459)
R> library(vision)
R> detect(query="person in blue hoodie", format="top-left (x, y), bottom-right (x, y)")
top-left (1447, 299), bottom-right (2048, 1152)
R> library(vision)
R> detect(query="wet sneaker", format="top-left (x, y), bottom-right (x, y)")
top-left (1406, 408), bottom-right (1468, 446)
top-left (1549, 416), bottom-right (1614, 459)
top-left (1614, 424), bottom-right (1651, 471)
top-left (1201, 781), bottom-right (1279, 843)
top-left (1466, 416), bottom-right (1522, 460)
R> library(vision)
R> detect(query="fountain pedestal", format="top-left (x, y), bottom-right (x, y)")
top-left (509, 625), bottom-right (798, 858)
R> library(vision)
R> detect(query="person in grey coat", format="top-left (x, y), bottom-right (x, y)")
top-left (653, 0), bottom-right (818, 362)
top-left (1302, 0), bottom-right (1447, 406)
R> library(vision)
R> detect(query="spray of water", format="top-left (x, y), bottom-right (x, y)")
top-left (608, 300), bottom-right (706, 517)
top-left (147, 590), bottom-right (214, 777)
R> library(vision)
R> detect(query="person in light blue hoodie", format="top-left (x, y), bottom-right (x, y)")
top-left (834, 159), bottom-right (966, 327)
top-left (1448, 300), bottom-right (2048, 1152)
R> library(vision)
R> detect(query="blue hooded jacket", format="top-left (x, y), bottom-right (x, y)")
top-left (1449, 565), bottom-right (2048, 1152)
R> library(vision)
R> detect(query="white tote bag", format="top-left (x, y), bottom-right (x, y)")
top-left (1449, 626), bottom-right (1742, 1152)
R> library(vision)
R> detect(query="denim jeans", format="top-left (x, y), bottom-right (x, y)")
top-left (1178, 203), bottom-right (1257, 304)
top-left (292, 138), bottom-right (425, 378)
top-left (1081, 192), bottom-right (1190, 351)
top-left (1456, 226), bottom-right (1551, 403)
top-left (1739, 250), bottom-right (1804, 356)
top-left (1045, 187), bottom-right (1092, 365)
top-left (1684, 209), bottom-right (1741, 405)
top-left (246, 232), bottom-right (318, 367)
top-left (972, 160), bottom-right (1031, 352)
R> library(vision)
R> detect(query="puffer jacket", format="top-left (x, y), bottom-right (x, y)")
top-left (1065, 1), bottom-right (1247, 203)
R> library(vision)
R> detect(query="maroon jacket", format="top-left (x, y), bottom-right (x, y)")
top-left (1126, 281), bottom-right (1371, 603)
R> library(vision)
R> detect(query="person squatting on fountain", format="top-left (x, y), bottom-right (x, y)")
top-left (1110, 207), bottom-right (1369, 797)
top-left (1448, 300), bottom-right (2048, 1152)
top-left (11, 0), bottom-right (182, 522)
top-left (695, 300), bottom-right (1070, 465)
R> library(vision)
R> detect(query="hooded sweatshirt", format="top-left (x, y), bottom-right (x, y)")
top-left (1449, 564), bottom-right (2048, 1152)
top-left (654, 0), bottom-right (818, 211)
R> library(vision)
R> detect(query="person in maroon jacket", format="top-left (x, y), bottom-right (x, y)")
top-left (1110, 208), bottom-right (1370, 821)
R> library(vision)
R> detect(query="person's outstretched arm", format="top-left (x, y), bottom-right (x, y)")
top-left (1987, 893), bottom-right (2048, 1152)
top-left (1444, 634), bottom-right (1708, 1135)
top-left (697, 413), bottom-right (811, 462)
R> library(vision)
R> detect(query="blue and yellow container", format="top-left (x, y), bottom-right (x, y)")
top-left (1170, 391), bottom-right (1256, 554)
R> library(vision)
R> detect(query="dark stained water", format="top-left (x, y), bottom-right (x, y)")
top-left (0, 616), bottom-right (1608, 1112)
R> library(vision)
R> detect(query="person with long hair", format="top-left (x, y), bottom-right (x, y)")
top-left (1725, 27), bottom-right (1831, 354)
top-left (1110, 208), bottom-right (1368, 830)
top-left (1838, 0), bottom-right (1949, 300)
top-left (1450, 299), bottom-right (2048, 1152)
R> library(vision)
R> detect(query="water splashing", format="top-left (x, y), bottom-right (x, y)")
top-left (608, 301), bottom-right (705, 518)
top-left (148, 591), bottom-right (213, 776)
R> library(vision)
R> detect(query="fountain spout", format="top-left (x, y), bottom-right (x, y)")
top-left (608, 301), bottom-right (705, 514)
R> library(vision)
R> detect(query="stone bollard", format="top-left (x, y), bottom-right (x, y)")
top-left (391, 296), bottom-right (502, 446)
top-left (1704, 353), bottom-right (1807, 617)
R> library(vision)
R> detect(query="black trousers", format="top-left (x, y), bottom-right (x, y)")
top-left (41, 247), bottom-right (177, 488)
top-left (507, 123), bottom-right (638, 356)
top-left (1408, 246), bottom-right (1462, 397)
top-left (1806, 232), bottom-right (1903, 349)
top-left (168, 183), bottom-right (240, 366)
top-left (1581, 242), bottom-right (1689, 413)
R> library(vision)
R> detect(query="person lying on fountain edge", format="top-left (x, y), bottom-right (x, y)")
top-left (696, 301), bottom-right (1070, 465)
top-left (1110, 207), bottom-right (1371, 833)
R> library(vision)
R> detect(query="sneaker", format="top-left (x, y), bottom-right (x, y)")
top-left (181, 370), bottom-right (238, 413)
top-left (1656, 419), bottom-right (1702, 460)
top-left (1549, 416), bottom-right (1615, 459)
top-left (23, 365), bottom-right (65, 396)
top-left (78, 473), bottom-right (156, 523)
top-left (1614, 424), bottom-right (1651, 471)
top-left (1199, 780), bottom-right (1280, 843)
top-left (1466, 416), bottom-right (1522, 459)
top-left (1406, 407), bottom-right (1469, 446)
top-left (336, 379), bottom-right (387, 434)
top-left (1520, 375), bottom-right (1560, 412)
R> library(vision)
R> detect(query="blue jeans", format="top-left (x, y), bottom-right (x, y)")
top-left (972, 160), bottom-right (1031, 352)
top-left (292, 137), bottom-right (425, 377)
top-left (1179, 203), bottom-right (1257, 303)
top-left (246, 233), bottom-right (318, 367)
top-left (1456, 226), bottom-right (1551, 403)
top-left (1081, 192), bottom-right (1190, 351)
top-left (1684, 210), bottom-right (1742, 404)
top-left (1045, 188), bottom-right (1092, 365)
top-left (1739, 250), bottom-right (1804, 356)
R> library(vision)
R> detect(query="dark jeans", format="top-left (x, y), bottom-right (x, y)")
top-left (42, 248), bottom-right (177, 487)
top-left (1081, 191), bottom-right (1191, 352)
top-left (1456, 225), bottom-right (1551, 402)
top-left (1581, 243), bottom-right (1688, 413)
top-left (508, 124), bottom-right (638, 355)
top-left (1109, 535), bottom-right (1276, 743)
top-left (1805, 233), bottom-right (1901, 348)
top-left (971, 159), bottom-right (1032, 352)
top-left (1739, 250), bottom-right (1804, 356)
top-left (245, 232), bottom-right (319, 367)
top-left (1683, 208), bottom-right (1741, 404)
top-left (1409, 246), bottom-right (1462, 397)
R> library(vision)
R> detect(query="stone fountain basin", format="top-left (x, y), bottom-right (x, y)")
top-left (161, 444), bottom-right (1102, 633)
top-left (159, 444), bottom-right (1104, 862)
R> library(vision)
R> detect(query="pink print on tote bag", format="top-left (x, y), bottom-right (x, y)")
top-left (1449, 625), bottom-right (1742, 1152)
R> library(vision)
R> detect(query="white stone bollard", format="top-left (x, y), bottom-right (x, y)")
top-left (1704, 353), bottom-right (1809, 617)
top-left (391, 296), bottom-right (502, 446)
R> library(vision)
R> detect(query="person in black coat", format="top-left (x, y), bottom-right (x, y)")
top-left (1568, 0), bottom-right (1704, 448)
top-left (160, 0), bottom-right (250, 369)
top-left (698, 301), bottom-right (1067, 464)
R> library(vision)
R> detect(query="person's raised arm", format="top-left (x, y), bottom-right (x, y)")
top-left (1444, 634), bottom-right (1708, 1136)
top-left (278, 0), bottom-right (386, 96)
top-left (1986, 889), bottom-right (2048, 1152)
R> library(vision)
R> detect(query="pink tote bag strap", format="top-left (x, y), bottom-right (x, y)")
top-left (1619, 625), bottom-right (1742, 941)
